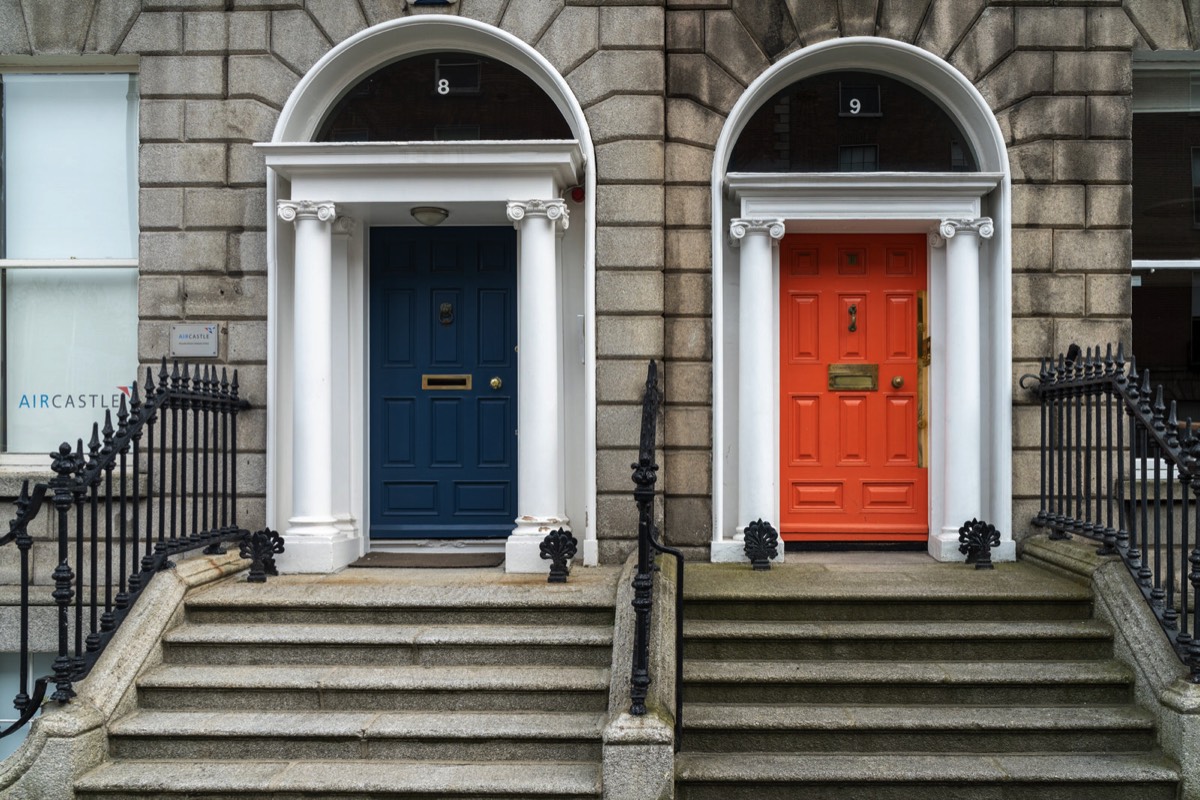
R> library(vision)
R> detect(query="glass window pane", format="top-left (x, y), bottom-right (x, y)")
top-left (3, 74), bottom-right (139, 259)
top-left (5, 268), bottom-right (137, 453)
top-left (316, 53), bottom-right (572, 142)
top-left (0, 653), bottom-right (54, 762)
top-left (1133, 112), bottom-right (1200, 260)
top-left (729, 70), bottom-right (979, 173)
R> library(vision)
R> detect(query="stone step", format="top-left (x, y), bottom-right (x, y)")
top-left (683, 619), bottom-right (1114, 661)
top-left (682, 703), bottom-right (1157, 753)
top-left (673, 752), bottom-right (1179, 800)
top-left (108, 710), bottom-right (606, 762)
top-left (187, 603), bottom-right (616, 627)
top-left (682, 597), bottom-right (1093, 622)
top-left (682, 659), bottom-right (1133, 705)
top-left (137, 664), bottom-right (610, 713)
top-left (162, 623), bottom-right (614, 667)
top-left (76, 759), bottom-right (602, 799)
top-left (184, 571), bottom-right (618, 628)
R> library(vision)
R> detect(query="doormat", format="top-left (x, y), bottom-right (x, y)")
top-left (349, 552), bottom-right (506, 568)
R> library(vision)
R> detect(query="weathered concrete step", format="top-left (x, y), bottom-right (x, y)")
top-left (137, 664), bottom-right (610, 712)
top-left (682, 598), bottom-right (1093, 623)
top-left (674, 752), bottom-right (1179, 800)
top-left (682, 660), bottom-right (1133, 705)
top-left (163, 623), bottom-right (613, 667)
top-left (682, 620), bottom-right (1113, 661)
top-left (682, 703), bottom-right (1156, 753)
top-left (185, 569), bottom-right (619, 628)
top-left (188, 604), bottom-right (616, 627)
top-left (76, 759), bottom-right (602, 798)
top-left (108, 710), bottom-right (605, 762)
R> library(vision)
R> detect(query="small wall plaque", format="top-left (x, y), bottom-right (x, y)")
top-left (170, 324), bottom-right (220, 358)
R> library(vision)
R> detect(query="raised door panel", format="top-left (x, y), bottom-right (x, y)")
top-left (369, 227), bottom-right (517, 539)
top-left (779, 234), bottom-right (928, 540)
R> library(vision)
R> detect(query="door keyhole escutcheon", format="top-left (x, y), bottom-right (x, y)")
top-left (848, 304), bottom-right (857, 332)
top-left (490, 377), bottom-right (502, 390)
top-left (891, 375), bottom-right (904, 389)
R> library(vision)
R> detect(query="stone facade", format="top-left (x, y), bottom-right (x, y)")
top-left (0, 0), bottom-right (1191, 577)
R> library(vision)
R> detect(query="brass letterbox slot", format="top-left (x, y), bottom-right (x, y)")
top-left (422, 374), bottom-right (472, 390)
top-left (828, 364), bottom-right (878, 392)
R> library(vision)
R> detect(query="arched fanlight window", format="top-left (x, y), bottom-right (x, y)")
top-left (316, 52), bottom-right (573, 142)
top-left (729, 70), bottom-right (978, 173)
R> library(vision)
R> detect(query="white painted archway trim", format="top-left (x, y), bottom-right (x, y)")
top-left (264, 17), bottom-right (599, 571)
top-left (710, 37), bottom-right (1013, 563)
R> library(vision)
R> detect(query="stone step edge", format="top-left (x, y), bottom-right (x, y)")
top-left (75, 759), bottom-right (602, 796)
top-left (673, 752), bottom-right (1179, 784)
top-left (682, 620), bottom-right (1112, 640)
top-left (109, 710), bottom-right (607, 740)
top-left (164, 623), bottom-right (614, 646)
top-left (680, 703), bottom-right (1155, 731)
top-left (139, 664), bottom-right (611, 692)
top-left (682, 659), bottom-right (1132, 684)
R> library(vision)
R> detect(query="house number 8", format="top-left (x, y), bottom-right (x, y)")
top-left (437, 78), bottom-right (450, 95)
top-left (849, 98), bottom-right (861, 114)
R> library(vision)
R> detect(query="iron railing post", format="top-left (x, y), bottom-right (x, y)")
top-left (629, 361), bottom-right (659, 717)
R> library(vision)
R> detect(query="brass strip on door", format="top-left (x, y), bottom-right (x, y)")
top-left (828, 363), bottom-right (879, 392)
top-left (422, 374), bottom-right (472, 390)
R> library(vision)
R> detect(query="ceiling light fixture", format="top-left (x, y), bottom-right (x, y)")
top-left (410, 206), bottom-right (450, 226)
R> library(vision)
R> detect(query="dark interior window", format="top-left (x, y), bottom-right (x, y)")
top-left (316, 53), bottom-right (572, 142)
top-left (1130, 67), bottom-right (1200, 414)
top-left (728, 70), bottom-right (978, 173)
top-left (1132, 113), bottom-right (1200, 260)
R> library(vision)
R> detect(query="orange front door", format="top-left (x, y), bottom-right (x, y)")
top-left (780, 234), bottom-right (928, 541)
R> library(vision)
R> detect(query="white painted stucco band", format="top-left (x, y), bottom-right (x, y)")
top-left (711, 38), bottom-right (1014, 564)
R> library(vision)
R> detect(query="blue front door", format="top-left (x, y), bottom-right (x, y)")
top-left (369, 227), bottom-right (518, 539)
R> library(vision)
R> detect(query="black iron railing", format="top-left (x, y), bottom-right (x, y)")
top-left (1024, 343), bottom-right (1200, 679)
top-left (0, 359), bottom-right (282, 739)
top-left (628, 360), bottom-right (684, 749)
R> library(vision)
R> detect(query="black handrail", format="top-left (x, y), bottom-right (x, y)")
top-left (1023, 343), bottom-right (1200, 680)
top-left (0, 358), bottom-right (283, 740)
top-left (628, 360), bottom-right (685, 750)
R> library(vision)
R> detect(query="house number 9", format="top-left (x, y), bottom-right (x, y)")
top-left (437, 78), bottom-right (450, 95)
top-left (849, 98), bottom-right (861, 114)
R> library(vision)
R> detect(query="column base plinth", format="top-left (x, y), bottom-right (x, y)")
top-left (929, 527), bottom-right (1016, 563)
top-left (277, 517), bottom-right (359, 573)
top-left (711, 532), bottom-right (785, 564)
top-left (505, 516), bottom-right (570, 573)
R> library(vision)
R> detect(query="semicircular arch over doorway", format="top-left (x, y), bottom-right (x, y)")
top-left (710, 37), bottom-right (1013, 563)
top-left (261, 16), bottom-right (599, 573)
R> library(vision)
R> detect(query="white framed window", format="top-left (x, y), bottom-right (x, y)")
top-left (0, 71), bottom-right (139, 460)
top-left (0, 652), bottom-right (56, 760)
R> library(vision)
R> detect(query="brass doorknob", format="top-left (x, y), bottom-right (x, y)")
top-left (490, 377), bottom-right (502, 390)
top-left (891, 376), bottom-right (904, 389)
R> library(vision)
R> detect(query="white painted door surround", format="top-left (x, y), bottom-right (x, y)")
top-left (260, 17), bottom-right (598, 574)
top-left (711, 38), bottom-right (1015, 564)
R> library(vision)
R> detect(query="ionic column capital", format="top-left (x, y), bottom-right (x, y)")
top-left (730, 218), bottom-right (786, 244)
top-left (278, 200), bottom-right (336, 223)
top-left (928, 231), bottom-right (946, 249)
top-left (332, 216), bottom-right (357, 236)
top-left (506, 199), bottom-right (569, 230)
top-left (938, 217), bottom-right (994, 241)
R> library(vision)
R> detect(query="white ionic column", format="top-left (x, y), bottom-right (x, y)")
top-left (330, 216), bottom-right (357, 543)
top-left (275, 200), bottom-right (356, 573)
top-left (724, 218), bottom-right (784, 560)
top-left (935, 217), bottom-right (992, 558)
top-left (505, 199), bottom-right (570, 573)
